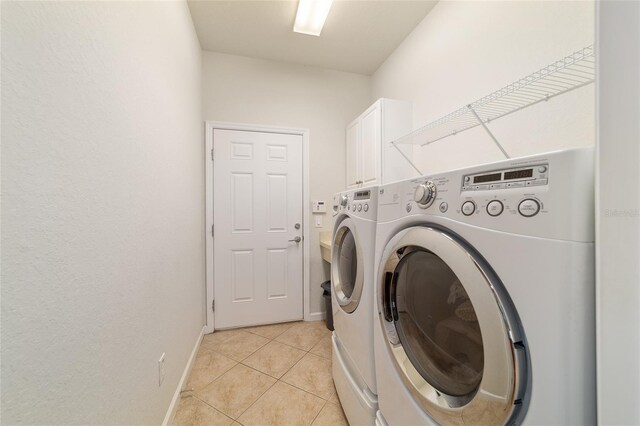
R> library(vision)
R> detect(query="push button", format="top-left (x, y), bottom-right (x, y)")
top-left (439, 202), bottom-right (448, 213)
top-left (518, 199), bottom-right (541, 217)
top-left (486, 200), bottom-right (504, 217)
top-left (461, 201), bottom-right (476, 216)
top-left (357, 204), bottom-right (362, 212)
top-left (363, 203), bottom-right (369, 212)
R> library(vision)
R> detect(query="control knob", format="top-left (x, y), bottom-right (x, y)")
top-left (340, 195), bottom-right (348, 207)
top-left (518, 198), bottom-right (541, 217)
top-left (414, 181), bottom-right (437, 208)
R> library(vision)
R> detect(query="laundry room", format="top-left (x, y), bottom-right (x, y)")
top-left (1, 1), bottom-right (638, 425)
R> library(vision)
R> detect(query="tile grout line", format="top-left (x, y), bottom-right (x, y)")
top-left (205, 334), bottom-right (270, 365)
top-left (206, 322), bottom-right (327, 365)
top-left (277, 379), bottom-right (335, 402)
top-left (184, 345), bottom-right (240, 408)
top-left (231, 327), bottom-right (334, 424)
top-left (238, 320), bottom-right (302, 339)
top-left (191, 360), bottom-right (279, 422)
top-left (241, 330), bottom-right (310, 380)
top-left (180, 322), bottom-right (334, 425)
top-left (233, 373), bottom-right (279, 425)
top-left (190, 393), bottom-right (234, 423)
top-left (274, 333), bottom-right (336, 401)
top-left (202, 328), bottom-right (308, 384)
top-left (237, 329), bottom-right (330, 379)
top-left (309, 398), bottom-right (330, 426)
top-left (239, 350), bottom-right (305, 381)
top-left (188, 350), bottom-right (262, 420)
top-left (242, 322), bottom-right (297, 339)
top-left (232, 328), bottom-right (309, 425)
top-left (233, 349), bottom-right (280, 419)
top-left (253, 335), bottom-right (317, 356)
top-left (237, 331), bottom-right (295, 423)
top-left (189, 361), bottom-right (238, 397)
top-left (277, 342), bottom-right (311, 378)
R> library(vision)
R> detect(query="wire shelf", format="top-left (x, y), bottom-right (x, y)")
top-left (392, 45), bottom-right (595, 150)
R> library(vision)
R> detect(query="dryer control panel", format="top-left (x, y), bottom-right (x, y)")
top-left (462, 163), bottom-right (549, 192)
top-left (377, 147), bottom-right (594, 242)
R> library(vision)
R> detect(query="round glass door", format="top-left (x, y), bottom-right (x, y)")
top-left (379, 226), bottom-right (528, 424)
top-left (332, 218), bottom-right (363, 313)
top-left (394, 249), bottom-right (483, 399)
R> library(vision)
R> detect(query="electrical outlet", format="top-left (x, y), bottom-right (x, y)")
top-left (158, 353), bottom-right (166, 386)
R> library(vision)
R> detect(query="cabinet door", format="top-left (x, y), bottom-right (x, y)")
top-left (346, 120), bottom-right (361, 189)
top-left (361, 103), bottom-right (381, 186)
top-left (381, 99), bottom-right (414, 183)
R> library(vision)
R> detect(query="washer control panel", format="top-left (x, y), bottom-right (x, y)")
top-left (333, 188), bottom-right (377, 219)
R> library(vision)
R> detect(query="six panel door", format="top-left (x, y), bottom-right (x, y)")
top-left (213, 129), bottom-right (304, 329)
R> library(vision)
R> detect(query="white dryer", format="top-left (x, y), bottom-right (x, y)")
top-left (373, 147), bottom-right (595, 425)
top-left (331, 187), bottom-right (379, 425)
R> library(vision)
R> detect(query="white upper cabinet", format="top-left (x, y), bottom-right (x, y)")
top-left (346, 120), bottom-right (361, 189)
top-left (346, 98), bottom-right (413, 189)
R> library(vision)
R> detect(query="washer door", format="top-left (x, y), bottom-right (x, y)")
top-left (332, 218), bottom-right (364, 313)
top-left (378, 226), bottom-right (528, 425)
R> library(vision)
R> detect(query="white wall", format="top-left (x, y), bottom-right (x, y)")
top-left (1, 2), bottom-right (204, 424)
top-left (596, 1), bottom-right (640, 423)
top-left (372, 1), bottom-right (595, 175)
top-left (202, 51), bottom-right (372, 316)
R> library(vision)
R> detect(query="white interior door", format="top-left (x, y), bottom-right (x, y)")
top-left (213, 129), bottom-right (303, 329)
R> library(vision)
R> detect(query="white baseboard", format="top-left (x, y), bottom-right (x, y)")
top-left (307, 311), bottom-right (326, 322)
top-left (162, 325), bottom-right (205, 426)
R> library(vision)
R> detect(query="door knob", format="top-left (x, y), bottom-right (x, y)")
top-left (289, 236), bottom-right (302, 243)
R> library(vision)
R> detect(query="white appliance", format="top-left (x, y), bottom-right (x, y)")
top-left (373, 147), bottom-right (595, 425)
top-left (331, 187), bottom-right (379, 425)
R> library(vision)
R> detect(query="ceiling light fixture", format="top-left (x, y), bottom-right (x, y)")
top-left (293, 0), bottom-right (334, 37)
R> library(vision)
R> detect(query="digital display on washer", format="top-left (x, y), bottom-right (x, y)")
top-left (504, 169), bottom-right (534, 180)
top-left (354, 190), bottom-right (371, 200)
top-left (473, 172), bottom-right (502, 184)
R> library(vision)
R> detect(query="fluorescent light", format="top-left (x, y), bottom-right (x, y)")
top-left (293, 0), bottom-right (334, 36)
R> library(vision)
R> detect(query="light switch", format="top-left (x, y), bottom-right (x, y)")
top-left (315, 215), bottom-right (323, 228)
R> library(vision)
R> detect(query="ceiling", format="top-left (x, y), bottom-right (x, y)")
top-left (187, 0), bottom-right (437, 75)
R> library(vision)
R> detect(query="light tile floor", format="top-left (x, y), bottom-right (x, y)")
top-left (173, 321), bottom-right (348, 426)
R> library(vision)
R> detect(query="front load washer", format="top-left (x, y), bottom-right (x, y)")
top-left (331, 187), bottom-right (379, 425)
top-left (373, 147), bottom-right (595, 425)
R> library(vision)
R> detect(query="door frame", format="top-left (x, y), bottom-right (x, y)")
top-left (204, 121), bottom-right (310, 334)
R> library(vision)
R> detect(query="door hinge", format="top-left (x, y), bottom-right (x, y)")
top-left (211, 148), bottom-right (214, 161)
top-left (211, 224), bottom-right (214, 237)
top-left (211, 299), bottom-right (215, 312)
